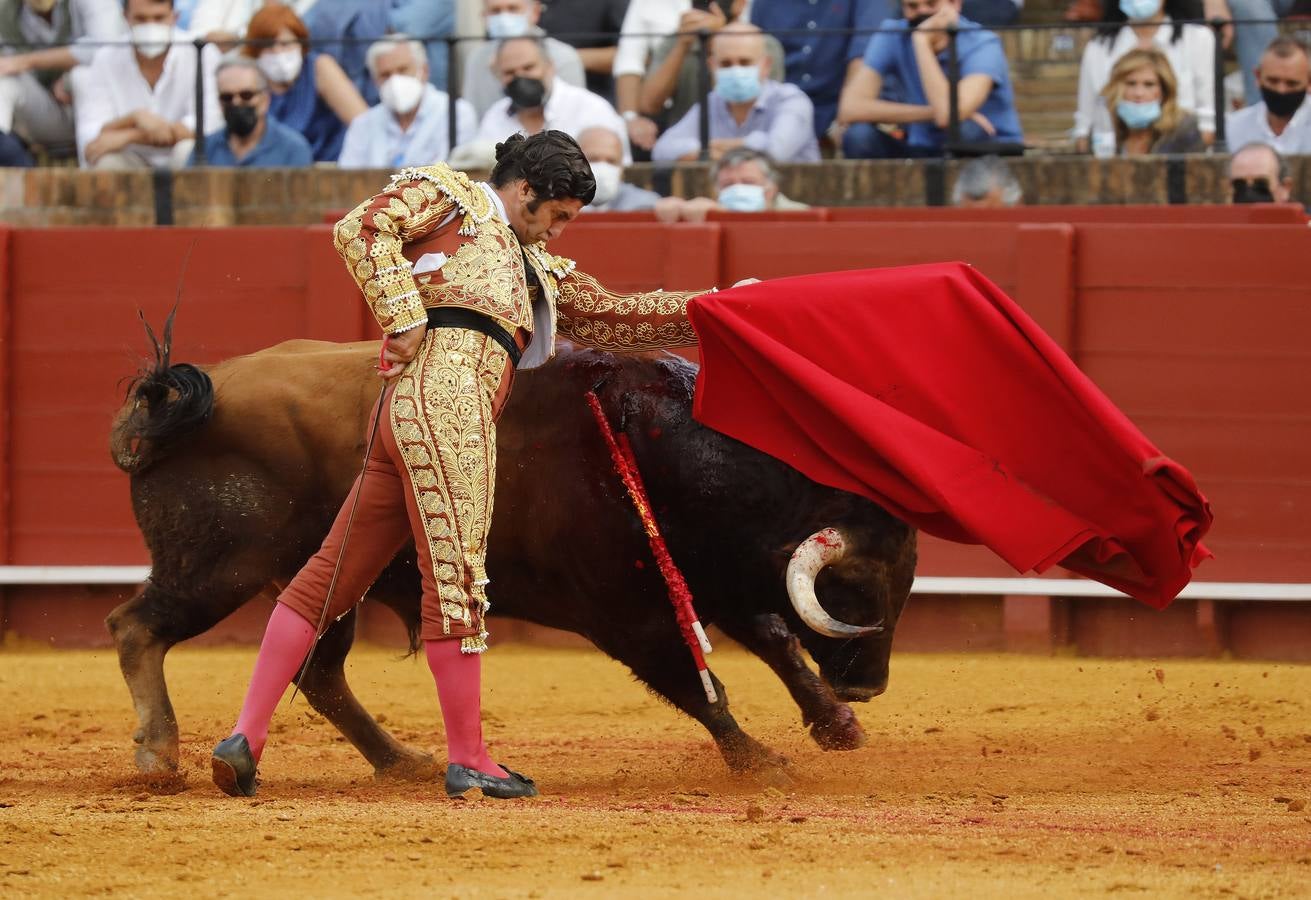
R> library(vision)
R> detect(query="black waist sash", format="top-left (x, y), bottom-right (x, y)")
top-left (426, 307), bottom-right (522, 368)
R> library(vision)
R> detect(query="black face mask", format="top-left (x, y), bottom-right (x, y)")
top-left (1260, 85), bottom-right (1306, 119)
top-left (907, 12), bottom-right (932, 27)
top-left (223, 104), bottom-right (259, 138)
top-left (1232, 177), bottom-right (1275, 204)
top-left (505, 76), bottom-right (546, 111)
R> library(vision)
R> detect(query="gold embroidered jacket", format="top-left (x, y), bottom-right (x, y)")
top-left (332, 164), bottom-right (703, 353)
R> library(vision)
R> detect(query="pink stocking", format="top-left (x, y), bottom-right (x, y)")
top-left (425, 639), bottom-right (507, 778)
top-left (231, 602), bottom-right (316, 761)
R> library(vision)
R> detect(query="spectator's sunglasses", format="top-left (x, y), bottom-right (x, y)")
top-left (219, 90), bottom-right (264, 105)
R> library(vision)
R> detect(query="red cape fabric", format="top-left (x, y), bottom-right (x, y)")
top-left (688, 263), bottom-right (1212, 609)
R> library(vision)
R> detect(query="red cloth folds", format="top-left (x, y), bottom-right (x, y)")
top-left (688, 263), bottom-right (1212, 609)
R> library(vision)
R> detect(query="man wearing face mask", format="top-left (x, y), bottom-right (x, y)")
top-left (578, 126), bottom-right (661, 213)
top-left (460, 0), bottom-right (586, 118)
top-left (1228, 141), bottom-right (1296, 205)
top-left (189, 58), bottom-right (312, 167)
top-left (651, 22), bottom-right (819, 164)
top-left (1226, 36), bottom-right (1311, 157)
top-left (72, 0), bottom-right (221, 168)
top-left (473, 36), bottom-right (630, 163)
top-left (655, 147), bottom-right (809, 222)
top-left (0, 0), bottom-right (127, 162)
top-left (338, 36), bottom-right (476, 170)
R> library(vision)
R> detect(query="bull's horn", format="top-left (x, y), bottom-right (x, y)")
top-left (786, 528), bottom-right (884, 638)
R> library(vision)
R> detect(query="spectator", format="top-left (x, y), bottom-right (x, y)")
top-left (838, 0), bottom-right (1023, 158)
top-left (751, 0), bottom-right (888, 139)
top-left (460, 0), bottom-right (585, 117)
top-left (473, 36), bottom-right (629, 158)
top-left (72, 0), bottom-right (221, 168)
top-left (1224, 0), bottom-right (1291, 106)
top-left (952, 154), bottom-right (1021, 206)
top-left (338, 35), bottom-right (475, 169)
top-left (1228, 140), bottom-right (1293, 203)
top-left (578, 125), bottom-right (660, 211)
top-left (962, 0), bottom-right (1022, 26)
top-left (538, 0), bottom-right (628, 99)
top-left (655, 146), bottom-right (808, 221)
top-left (241, 2), bottom-right (365, 162)
top-left (640, 0), bottom-right (785, 131)
top-left (190, 56), bottom-right (312, 165)
top-left (611, 0), bottom-right (702, 155)
top-left (1226, 35), bottom-right (1311, 155)
top-left (651, 22), bottom-right (819, 163)
top-left (1099, 48), bottom-right (1204, 154)
top-left (0, 0), bottom-right (127, 161)
top-left (1073, 0), bottom-right (1215, 153)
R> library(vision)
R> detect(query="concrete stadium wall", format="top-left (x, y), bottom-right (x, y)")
top-left (0, 214), bottom-right (1308, 659)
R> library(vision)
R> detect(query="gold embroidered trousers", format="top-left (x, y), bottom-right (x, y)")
top-left (279, 328), bottom-right (509, 653)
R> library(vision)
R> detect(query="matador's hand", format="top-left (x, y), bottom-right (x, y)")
top-left (378, 326), bottom-right (427, 379)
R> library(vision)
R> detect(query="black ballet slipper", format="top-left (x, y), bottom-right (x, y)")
top-left (211, 733), bottom-right (258, 798)
top-left (445, 763), bottom-right (538, 799)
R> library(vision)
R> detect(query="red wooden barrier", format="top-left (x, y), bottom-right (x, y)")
top-left (825, 203), bottom-right (1309, 225)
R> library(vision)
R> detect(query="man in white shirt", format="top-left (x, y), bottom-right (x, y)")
top-left (0, 0), bottom-right (127, 156)
top-left (1226, 36), bottom-right (1311, 156)
top-left (474, 36), bottom-right (630, 162)
top-left (72, 0), bottom-right (220, 168)
top-left (339, 36), bottom-right (476, 169)
top-left (460, 0), bottom-right (585, 118)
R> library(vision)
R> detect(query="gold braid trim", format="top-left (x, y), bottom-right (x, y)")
top-left (524, 243), bottom-right (577, 280)
top-left (388, 165), bottom-right (494, 236)
top-left (556, 270), bottom-right (702, 351)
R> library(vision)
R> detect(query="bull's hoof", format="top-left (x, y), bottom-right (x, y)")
top-left (134, 744), bottom-right (179, 774)
top-left (373, 749), bottom-right (439, 782)
top-left (809, 708), bottom-right (867, 752)
top-left (722, 736), bottom-right (791, 777)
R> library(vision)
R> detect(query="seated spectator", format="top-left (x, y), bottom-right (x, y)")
top-left (1228, 141), bottom-right (1294, 204)
top-left (1073, 0), bottom-right (1215, 153)
top-left (640, 0), bottom-right (785, 132)
top-left (538, 0), bottom-right (627, 98)
top-left (1099, 48), bottom-right (1204, 154)
top-left (1224, 0), bottom-right (1289, 106)
top-left (241, 2), bottom-right (365, 162)
top-left (651, 22), bottom-right (819, 163)
top-left (655, 146), bottom-right (807, 221)
top-left (838, 0), bottom-right (1023, 158)
top-left (73, 0), bottom-right (221, 169)
top-left (612, 0), bottom-right (699, 155)
top-left (190, 56), bottom-right (312, 166)
top-left (338, 36), bottom-right (475, 169)
top-left (962, 0), bottom-right (1023, 26)
top-left (461, 0), bottom-right (586, 118)
top-left (579, 126), bottom-right (661, 212)
top-left (952, 154), bottom-right (1021, 206)
top-left (751, 0), bottom-right (888, 139)
top-left (473, 36), bottom-right (629, 159)
top-left (1226, 36), bottom-right (1311, 156)
top-left (0, 0), bottom-right (127, 162)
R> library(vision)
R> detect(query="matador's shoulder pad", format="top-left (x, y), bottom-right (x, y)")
top-left (523, 243), bottom-right (577, 282)
top-left (386, 164), bottom-right (494, 235)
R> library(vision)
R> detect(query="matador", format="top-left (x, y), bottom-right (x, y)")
top-left (212, 131), bottom-right (710, 800)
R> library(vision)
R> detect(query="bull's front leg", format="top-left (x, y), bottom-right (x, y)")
top-left (718, 613), bottom-right (866, 752)
top-left (294, 608), bottom-right (438, 781)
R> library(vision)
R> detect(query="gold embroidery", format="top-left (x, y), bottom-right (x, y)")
top-left (555, 270), bottom-right (702, 350)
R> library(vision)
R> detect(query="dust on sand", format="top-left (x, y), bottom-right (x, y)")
top-left (0, 645), bottom-right (1308, 898)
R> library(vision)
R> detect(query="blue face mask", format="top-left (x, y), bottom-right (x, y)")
top-left (487, 12), bottom-right (530, 39)
top-left (1116, 98), bottom-right (1161, 129)
top-left (715, 65), bottom-right (762, 104)
top-left (718, 183), bottom-right (768, 212)
top-left (1118, 0), bottom-right (1161, 20)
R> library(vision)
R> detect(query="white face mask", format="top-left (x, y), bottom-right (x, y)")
top-left (589, 161), bottom-right (622, 207)
top-left (486, 11), bottom-right (530, 39)
top-left (258, 48), bottom-right (303, 85)
top-left (130, 22), bottom-right (173, 59)
top-left (379, 73), bottom-right (425, 115)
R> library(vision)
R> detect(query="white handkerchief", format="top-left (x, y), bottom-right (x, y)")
top-left (413, 252), bottom-right (449, 275)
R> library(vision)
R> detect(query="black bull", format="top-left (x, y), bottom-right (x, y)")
top-left (108, 339), bottom-right (917, 777)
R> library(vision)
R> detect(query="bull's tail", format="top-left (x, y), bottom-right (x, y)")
top-left (110, 306), bottom-right (214, 474)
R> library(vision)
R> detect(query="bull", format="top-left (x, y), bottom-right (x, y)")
top-left (108, 335), bottom-right (916, 777)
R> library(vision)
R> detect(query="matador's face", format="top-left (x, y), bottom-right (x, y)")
top-left (510, 182), bottom-right (583, 244)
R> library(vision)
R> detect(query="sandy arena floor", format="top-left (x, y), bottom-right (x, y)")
top-left (0, 643), bottom-right (1308, 898)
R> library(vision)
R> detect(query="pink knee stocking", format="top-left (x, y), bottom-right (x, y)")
top-left (231, 602), bottom-right (316, 761)
top-left (424, 639), bottom-right (507, 778)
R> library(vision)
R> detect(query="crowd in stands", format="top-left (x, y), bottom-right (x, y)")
top-left (0, 0), bottom-right (1305, 210)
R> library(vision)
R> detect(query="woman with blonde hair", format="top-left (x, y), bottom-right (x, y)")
top-left (1099, 47), bottom-right (1203, 155)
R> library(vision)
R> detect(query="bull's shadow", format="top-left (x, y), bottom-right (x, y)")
top-left (108, 339), bottom-right (916, 780)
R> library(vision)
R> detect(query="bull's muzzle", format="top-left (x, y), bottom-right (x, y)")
top-left (785, 528), bottom-right (885, 638)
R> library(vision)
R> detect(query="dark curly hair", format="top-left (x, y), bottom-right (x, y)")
top-left (489, 131), bottom-right (596, 210)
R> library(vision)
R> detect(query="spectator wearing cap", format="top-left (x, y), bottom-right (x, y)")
top-left (952, 154), bottom-right (1021, 206)
top-left (190, 56), bottom-right (312, 166)
top-left (655, 146), bottom-right (808, 222)
top-left (1226, 36), bottom-right (1311, 156)
top-left (461, 0), bottom-right (585, 117)
top-left (537, 0), bottom-right (628, 99)
top-left (338, 36), bottom-right (475, 169)
top-left (1228, 141), bottom-right (1294, 204)
top-left (578, 126), bottom-right (661, 212)
top-left (651, 22), bottom-right (819, 163)
top-left (838, 0), bottom-right (1022, 158)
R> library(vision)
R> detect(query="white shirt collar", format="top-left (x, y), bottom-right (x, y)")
top-left (478, 181), bottom-right (509, 223)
